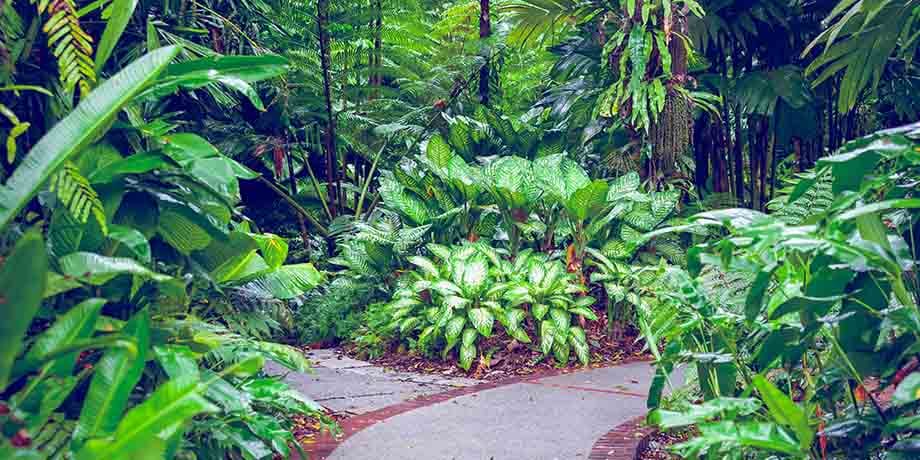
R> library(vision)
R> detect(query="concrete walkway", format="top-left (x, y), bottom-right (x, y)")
top-left (268, 350), bottom-right (676, 460)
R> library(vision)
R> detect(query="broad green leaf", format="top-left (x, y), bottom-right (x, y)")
top-left (21, 298), bottom-right (105, 377)
top-left (75, 375), bottom-right (217, 460)
top-left (608, 172), bottom-right (640, 198)
top-left (468, 308), bottom-right (495, 337)
top-left (459, 328), bottom-right (478, 370)
top-left (106, 225), bottom-right (152, 263)
top-left (540, 321), bottom-right (555, 355)
top-left (74, 309), bottom-right (150, 443)
top-left (445, 315), bottom-right (466, 351)
top-left (0, 231), bottom-right (48, 389)
top-left (566, 180), bottom-right (609, 222)
top-left (59, 252), bottom-right (171, 285)
top-left (752, 375), bottom-right (813, 450)
top-left (569, 327), bottom-right (589, 365)
top-left (0, 46), bottom-right (181, 231)
top-left (240, 263), bottom-right (323, 299)
top-left (94, 0), bottom-right (138, 72)
top-left (569, 307), bottom-right (598, 321)
top-left (426, 134), bottom-right (453, 168)
top-left (893, 373), bottom-right (920, 407)
top-left (248, 233), bottom-right (289, 269)
top-left (532, 303), bottom-right (550, 320)
top-left (408, 256), bottom-right (439, 278)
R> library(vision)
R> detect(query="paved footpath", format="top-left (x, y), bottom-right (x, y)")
top-left (266, 350), bottom-right (678, 460)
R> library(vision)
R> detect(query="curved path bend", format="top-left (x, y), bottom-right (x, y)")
top-left (267, 350), bottom-right (677, 460)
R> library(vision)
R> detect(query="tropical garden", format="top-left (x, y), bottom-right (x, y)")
top-left (1, 0), bottom-right (919, 458)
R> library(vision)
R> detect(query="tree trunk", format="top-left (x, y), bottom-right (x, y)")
top-left (478, 0), bottom-right (491, 106)
top-left (692, 114), bottom-right (711, 197)
top-left (648, 5), bottom-right (692, 187)
top-left (732, 105), bottom-right (745, 207)
top-left (369, 0), bottom-right (382, 99)
top-left (317, 0), bottom-right (338, 217)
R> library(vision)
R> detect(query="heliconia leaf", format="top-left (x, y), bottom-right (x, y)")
top-left (74, 309), bottom-right (150, 444)
top-left (74, 374), bottom-right (217, 460)
top-left (468, 308), bottom-right (495, 337)
top-left (0, 231), bottom-right (48, 389)
top-left (752, 375), bottom-right (814, 451)
top-left (20, 298), bottom-right (105, 377)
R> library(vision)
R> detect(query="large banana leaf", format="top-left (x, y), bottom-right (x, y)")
top-left (0, 46), bottom-right (180, 231)
top-left (73, 310), bottom-right (150, 444)
top-left (0, 231), bottom-right (48, 389)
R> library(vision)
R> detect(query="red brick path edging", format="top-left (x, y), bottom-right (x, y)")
top-left (587, 415), bottom-right (653, 460)
top-left (298, 357), bottom-right (652, 460)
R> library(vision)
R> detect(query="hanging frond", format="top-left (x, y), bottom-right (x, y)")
top-left (49, 162), bottom-right (107, 234)
top-left (36, 0), bottom-right (95, 96)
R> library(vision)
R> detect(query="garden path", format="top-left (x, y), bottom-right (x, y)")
top-left (267, 350), bottom-right (676, 460)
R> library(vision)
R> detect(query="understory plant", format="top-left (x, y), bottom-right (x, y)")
top-left (359, 242), bottom-right (596, 370)
top-left (640, 124), bottom-right (920, 459)
top-left (1, 45), bottom-right (325, 459)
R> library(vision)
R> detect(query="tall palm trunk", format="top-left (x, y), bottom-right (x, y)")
top-left (478, 0), bottom-right (491, 106)
top-left (317, 0), bottom-right (338, 216)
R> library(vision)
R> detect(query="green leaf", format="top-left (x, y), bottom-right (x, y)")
top-left (75, 375), bottom-right (217, 460)
top-left (93, 0), bottom-right (138, 72)
top-left (74, 309), bottom-right (150, 444)
top-left (569, 306), bottom-right (598, 321)
top-left (426, 134), bottom-right (453, 168)
top-left (752, 375), bottom-right (813, 450)
top-left (569, 327), bottom-right (590, 365)
top-left (468, 308), bottom-right (495, 337)
top-left (239, 263), bottom-right (323, 299)
top-left (106, 225), bottom-right (152, 264)
top-left (540, 321), bottom-right (555, 355)
top-left (21, 298), bottom-right (105, 377)
top-left (0, 46), bottom-right (181, 231)
top-left (459, 328), bottom-right (478, 370)
top-left (0, 231), bottom-right (48, 389)
top-left (893, 373), bottom-right (920, 406)
top-left (445, 315), bottom-right (466, 351)
top-left (145, 55), bottom-right (289, 110)
top-left (566, 180), bottom-right (609, 222)
top-left (59, 252), bottom-right (171, 285)
top-left (532, 302), bottom-right (549, 320)
top-left (248, 233), bottom-right (289, 269)
top-left (745, 264), bottom-right (776, 321)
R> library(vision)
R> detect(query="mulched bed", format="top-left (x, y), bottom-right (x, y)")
top-left (342, 310), bottom-right (649, 381)
top-left (291, 410), bottom-right (346, 445)
top-left (634, 428), bottom-right (695, 460)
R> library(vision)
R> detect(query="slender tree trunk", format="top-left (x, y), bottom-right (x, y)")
top-left (693, 114), bottom-right (711, 197)
top-left (732, 105), bottom-right (745, 207)
top-left (317, 0), bottom-right (338, 217)
top-left (478, 0), bottom-right (491, 105)
top-left (369, 0), bottom-right (382, 99)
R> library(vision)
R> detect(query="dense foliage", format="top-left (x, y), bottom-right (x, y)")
top-left (3, 0), bottom-right (920, 458)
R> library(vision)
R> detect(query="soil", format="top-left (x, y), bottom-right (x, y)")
top-left (292, 410), bottom-right (346, 444)
top-left (342, 310), bottom-right (650, 381)
top-left (634, 428), bottom-right (695, 460)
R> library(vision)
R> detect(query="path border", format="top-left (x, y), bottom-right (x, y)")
top-left (298, 357), bottom-right (651, 460)
top-left (587, 415), bottom-right (653, 460)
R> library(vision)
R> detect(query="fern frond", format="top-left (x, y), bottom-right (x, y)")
top-left (37, 0), bottom-right (95, 96)
top-left (49, 162), bottom-right (107, 234)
